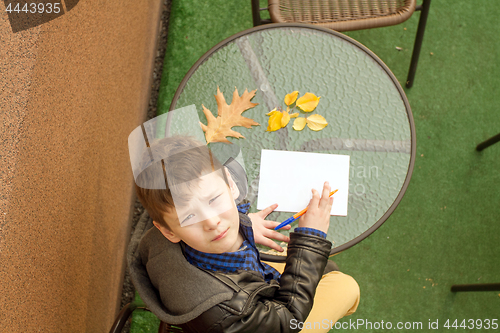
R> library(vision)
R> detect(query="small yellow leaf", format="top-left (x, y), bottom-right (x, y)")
top-left (306, 114), bottom-right (328, 131)
top-left (281, 110), bottom-right (291, 127)
top-left (293, 117), bottom-right (307, 131)
top-left (266, 108), bottom-right (278, 116)
top-left (296, 93), bottom-right (321, 112)
top-left (267, 111), bottom-right (283, 132)
top-left (290, 112), bottom-right (299, 118)
top-left (284, 91), bottom-right (299, 106)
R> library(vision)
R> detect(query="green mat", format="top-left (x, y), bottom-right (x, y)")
top-left (132, 1), bottom-right (500, 332)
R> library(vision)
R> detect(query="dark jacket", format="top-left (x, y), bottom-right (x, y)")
top-left (129, 213), bottom-right (332, 332)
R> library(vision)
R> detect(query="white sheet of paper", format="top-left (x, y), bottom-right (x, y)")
top-left (257, 150), bottom-right (350, 216)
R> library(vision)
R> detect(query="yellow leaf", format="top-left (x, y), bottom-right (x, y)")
top-left (284, 91), bottom-right (299, 106)
top-left (290, 112), bottom-right (299, 118)
top-left (293, 117), bottom-right (307, 131)
top-left (267, 110), bottom-right (283, 132)
top-left (306, 114), bottom-right (328, 131)
top-left (266, 108), bottom-right (277, 116)
top-left (281, 110), bottom-right (291, 127)
top-left (296, 93), bottom-right (321, 112)
top-left (200, 87), bottom-right (260, 144)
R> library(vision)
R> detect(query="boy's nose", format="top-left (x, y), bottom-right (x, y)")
top-left (202, 214), bottom-right (220, 230)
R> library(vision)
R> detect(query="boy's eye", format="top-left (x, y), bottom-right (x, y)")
top-left (209, 194), bottom-right (222, 205)
top-left (182, 214), bottom-right (195, 223)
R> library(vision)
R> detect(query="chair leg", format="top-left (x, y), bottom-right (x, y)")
top-left (159, 322), bottom-right (184, 333)
top-left (451, 283), bottom-right (500, 292)
top-left (406, 0), bottom-right (432, 88)
top-left (476, 133), bottom-right (500, 151)
top-left (251, 0), bottom-right (261, 26)
top-left (109, 303), bottom-right (137, 333)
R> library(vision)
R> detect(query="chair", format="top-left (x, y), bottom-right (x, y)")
top-left (450, 133), bottom-right (500, 293)
top-left (251, 0), bottom-right (431, 88)
top-left (108, 301), bottom-right (183, 333)
top-left (108, 212), bottom-right (185, 333)
top-left (451, 283), bottom-right (500, 292)
top-left (109, 156), bottom-right (250, 333)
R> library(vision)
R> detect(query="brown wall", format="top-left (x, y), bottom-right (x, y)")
top-left (0, 1), bottom-right (162, 331)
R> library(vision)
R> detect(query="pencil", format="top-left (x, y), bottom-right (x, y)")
top-left (274, 189), bottom-right (338, 230)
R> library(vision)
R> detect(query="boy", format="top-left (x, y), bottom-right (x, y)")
top-left (132, 135), bottom-right (359, 332)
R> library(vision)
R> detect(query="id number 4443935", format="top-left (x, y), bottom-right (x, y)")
top-left (444, 319), bottom-right (498, 330)
top-left (5, 3), bottom-right (61, 14)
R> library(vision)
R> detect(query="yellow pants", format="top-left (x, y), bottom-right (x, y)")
top-left (264, 261), bottom-right (360, 333)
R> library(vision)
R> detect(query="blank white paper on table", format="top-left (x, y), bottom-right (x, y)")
top-left (257, 150), bottom-right (350, 216)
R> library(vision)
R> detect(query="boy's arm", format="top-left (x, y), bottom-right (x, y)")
top-left (182, 231), bottom-right (331, 333)
top-left (233, 231), bottom-right (332, 332)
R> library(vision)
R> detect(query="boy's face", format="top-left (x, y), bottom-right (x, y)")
top-left (154, 168), bottom-right (243, 254)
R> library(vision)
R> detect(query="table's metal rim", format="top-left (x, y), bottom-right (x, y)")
top-left (169, 23), bottom-right (416, 261)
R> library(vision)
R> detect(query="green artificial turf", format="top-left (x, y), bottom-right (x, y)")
top-left (132, 1), bottom-right (500, 332)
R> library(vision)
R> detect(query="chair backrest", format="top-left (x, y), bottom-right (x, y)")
top-left (267, 0), bottom-right (416, 31)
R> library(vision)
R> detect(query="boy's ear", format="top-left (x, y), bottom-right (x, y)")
top-left (224, 166), bottom-right (240, 200)
top-left (153, 221), bottom-right (181, 243)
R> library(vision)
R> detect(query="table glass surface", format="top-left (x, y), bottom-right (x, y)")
top-left (170, 26), bottom-right (414, 252)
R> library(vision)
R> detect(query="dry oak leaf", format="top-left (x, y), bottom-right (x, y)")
top-left (200, 87), bottom-right (260, 144)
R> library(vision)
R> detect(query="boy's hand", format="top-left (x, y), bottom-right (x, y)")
top-left (298, 181), bottom-right (333, 234)
top-left (249, 203), bottom-right (291, 252)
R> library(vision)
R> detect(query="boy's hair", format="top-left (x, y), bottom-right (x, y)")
top-left (134, 135), bottom-right (228, 229)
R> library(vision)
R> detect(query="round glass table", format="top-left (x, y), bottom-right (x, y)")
top-left (169, 23), bottom-right (416, 261)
